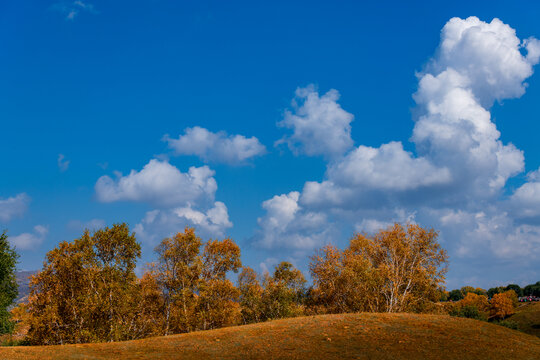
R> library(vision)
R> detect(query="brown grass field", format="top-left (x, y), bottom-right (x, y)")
top-left (1, 313), bottom-right (539, 360)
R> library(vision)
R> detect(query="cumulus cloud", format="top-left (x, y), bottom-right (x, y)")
top-left (134, 201), bottom-right (232, 244)
top-left (434, 209), bottom-right (540, 259)
top-left (95, 159), bottom-right (217, 208)
top-left (165, 127), bottom-right (266, 165)
top-left (433, 17), bottom-right (540, 105)
top-left (254, 16), bottom-right (540, 275)
top-left (0, 193), bottom-right (30, 223)
top-left (254, 191), bottom-right (332, 251)
top-left (276, 85), bottom-right (354, 159)
top-left (95, 159), bottom-right (233, 243)
top-left (9, 225), bottom-right (48, 250)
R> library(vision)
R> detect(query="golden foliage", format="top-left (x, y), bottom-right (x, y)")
top-left (26, 223), bottom-right (142, 345)
top-left (310, 223), bottom-right (448, 313)
top-left (490, 291), bottom-right (516, 319)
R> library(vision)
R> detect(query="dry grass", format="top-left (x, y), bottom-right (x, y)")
top-left (1, 313), bottom-right (539, 360)
top-left (508, 301), bottom-right (540, 337)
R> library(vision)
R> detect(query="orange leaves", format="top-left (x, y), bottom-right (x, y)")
top-left (202, 237), bottom-right (242, 280)
top-left (26, 224), bottom-right (143, 345)
top-left (150, 228), bottom-right (243, 334)
top-left (461, 293), bottom-right (490, 313)
top-left (310, 223), bottom-right (449, 314)
top-left (490, 291), bottom-right (517, 319)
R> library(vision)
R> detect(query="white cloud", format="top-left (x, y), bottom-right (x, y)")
top-left (276, 85), bottom-right (354, 159)
top-left (0, 193), bottom-right (30, 223)
top-left (508, 167), bottom-right (540, 219)
top-left (434, 17), bottom-right (540, 105)
top-left (254, 16), bottom-right (540, 274)
top-left (134, 201), bottom-right (232, 244)
top-left (9, 225), bottom-right (48, 251)
top-left (95, 159), bottom-right (217, 208)
top-left (165, 127), bottom-right (266, 165)
top-left (327, 142), bottom-right (451, 190)
top-left (58, 154), bottom-right (70, 172)
top-left (96, 159), bottom-right (234, 244)
top-left (254, 191), bottom-right (332, 251)
top-left (443, 210), bottom-right (540, 259)
top-left (412, 68), bottom-right (524, 198)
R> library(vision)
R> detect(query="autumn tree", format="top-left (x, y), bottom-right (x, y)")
top-left (460, 293), bottom-right (489, 312)
top-left (490, 291), bottom-right (516, 319)
top-left (152, 228), bottom-right (202, 334)
top-left (309, 245), bottom-right (376, 314)
top-left (310, 223), bottom-right (448, 314)
top-left (151, 228), bottom-right (242, 333)
top-left (195, 238), bottom-right (242, 330)
top-left (238, 267), bottom-right (263, 324)
top-left (505, 284), bottom-right (523, 297)
top-left (91, 224), bottom-right (141, 341)
top-left (261, 262), bottom-right (306, 320)
top-left (128, 271), bottom-right (166, 338)
top-left (26, 224), bottom-right (141, 345)
top-left (0, 231), bottom-right (19, 334)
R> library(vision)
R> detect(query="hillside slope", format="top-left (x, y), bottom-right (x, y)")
top-left (15, 271), bottom-right (37, 304)
top-left (1, 313), bottom-right (539, 360)
top-left (509, 301), bottom-right (540, 337)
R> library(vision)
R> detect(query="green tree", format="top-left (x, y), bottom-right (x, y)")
top-left (505, 284), bottom-right (523, 297)
top-left (0, 231), bottom-right (19, 334)
top-left (487, 287), bottom-right (505, 299)
top-left (448, 289), bottom-right (463, 301)
top-left (523, 281), bottom-right (540, 296)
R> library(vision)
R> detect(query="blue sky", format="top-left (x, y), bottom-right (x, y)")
top-left (1, 0), bottom-right (540, 289)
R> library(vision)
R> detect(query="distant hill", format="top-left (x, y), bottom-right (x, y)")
top-left (15, 270), bottom-right (37, 304)
top-left (0, 313), bottom-right (538, 359)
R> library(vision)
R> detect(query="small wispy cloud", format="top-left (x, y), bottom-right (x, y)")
top-left (9, 225), bottom-right (48, 251)
top-left (57, 154), bottom-right (70, 172)
top-left (53, 1), bottom-right (97, 21)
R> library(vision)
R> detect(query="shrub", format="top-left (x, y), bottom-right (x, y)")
top-left (494, 319), bottom-right (518, 330)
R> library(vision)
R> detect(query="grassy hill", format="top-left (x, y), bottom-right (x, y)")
top-left (508, 301), bottom-right (540, 337)
top-left (0, 313), bottom-right (539, 360)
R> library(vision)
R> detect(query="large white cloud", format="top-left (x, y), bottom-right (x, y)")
top-left (95, 159), bottom-right (217, 208)
top-left (276, 85), bottom-right (354, 159)
top-left (165, 127), bottom-right (266, 165)
top-left (95, 159), bottom-right (232, 243)
top-left (254, 15), bottom-right (540, 277)
top-left (434, 17), bottom-right (540, 105)
top-left (0, 193), bottom-right (30, 223)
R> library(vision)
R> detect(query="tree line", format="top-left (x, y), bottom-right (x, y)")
top-left (444, 282), bottom-right (540, 301)
top-left (0, 223), bottom-right (454, 345)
